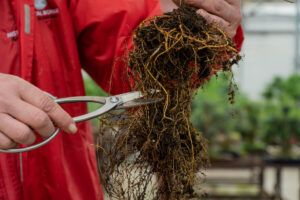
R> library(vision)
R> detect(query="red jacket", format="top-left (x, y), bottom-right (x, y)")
top-left (0, 0), bottom-right (244, 199)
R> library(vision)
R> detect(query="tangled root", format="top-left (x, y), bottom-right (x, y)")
top-left (97, 5), bottom-right (241, 200)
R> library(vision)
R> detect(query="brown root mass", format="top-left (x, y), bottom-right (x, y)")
top-left (97, 5), bottom-right (241, 200)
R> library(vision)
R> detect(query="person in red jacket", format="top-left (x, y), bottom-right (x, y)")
top-left (0, 0), bottom-right (243, 199)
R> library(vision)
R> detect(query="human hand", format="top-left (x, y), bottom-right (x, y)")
top-left (0, 73), bottom-right (77, 149)
top-left (171, 0), bottom-right (242, 38)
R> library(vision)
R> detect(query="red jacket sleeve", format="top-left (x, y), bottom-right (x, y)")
top-left (69, 0), bottom-right (243, 94)
top-left (69, 0), bottom-right (162, 94)
top-left (233, 25), bottom-right (244, 52)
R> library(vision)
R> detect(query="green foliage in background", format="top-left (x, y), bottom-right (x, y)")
top-left (261, 75), bottom-right (300, 156)
top-left (83, 71), bottom-right (300, 158)
top-left (191, 73), bottom-right (300, 158)
top-left (191, 73), bottom-right (265, 158)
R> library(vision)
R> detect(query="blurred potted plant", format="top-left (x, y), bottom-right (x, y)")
top-left (262, 75), bottom-right (300, 158)
top-left (233, 100), bottom-right (267, 156)
top-left (192, 74), bottom-right (245, 159)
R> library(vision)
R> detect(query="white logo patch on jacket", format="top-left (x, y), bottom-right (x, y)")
top-left (35, 0), bottom-right (47, 10)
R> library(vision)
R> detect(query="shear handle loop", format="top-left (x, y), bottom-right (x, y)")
top-left (0, 97), bottom-right (120, 154)
top-left (0, 129), bottom-right (60, 154)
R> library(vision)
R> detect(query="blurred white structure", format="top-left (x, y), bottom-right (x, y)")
top-left (237, 4), bottom-right (300, 198)
top-left (237, 1), bottom-right (297, 99)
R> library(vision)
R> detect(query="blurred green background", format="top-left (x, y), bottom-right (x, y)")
top-left (191, 73), bottom-right (300, 159)
top-left (84, 72), bottom-right (300, 159)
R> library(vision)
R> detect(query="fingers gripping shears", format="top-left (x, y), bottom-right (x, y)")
top-left (0, 91), bottom-right (157, 154)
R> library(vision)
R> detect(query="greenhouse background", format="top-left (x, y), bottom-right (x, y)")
top-left (84, 1), bottom-right (300, 199)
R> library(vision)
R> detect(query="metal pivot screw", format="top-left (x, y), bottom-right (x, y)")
top-left (110, 97), bottom-right (120, 103)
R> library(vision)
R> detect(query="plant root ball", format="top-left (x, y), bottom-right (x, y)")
top-left (97, 4), bottom-right (241, 200)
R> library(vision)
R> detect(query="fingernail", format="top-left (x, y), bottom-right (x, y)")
top-left (68, 123), bottom-right (78, 134)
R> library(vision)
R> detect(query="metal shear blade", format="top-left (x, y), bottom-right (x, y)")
top-left (55, 91), bottom-right (158, 122)
top-left (0, 91), bottom-right (160, 153)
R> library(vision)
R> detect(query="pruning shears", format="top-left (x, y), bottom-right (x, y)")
top-left (0, 91), bottom-right (159, 154)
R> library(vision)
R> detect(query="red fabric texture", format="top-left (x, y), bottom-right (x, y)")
top-left (0, 0), bottom-right (243, 199)
top-left (0, 0), bottom-right (161, 199)
top-left (72, 0), bottom-right (162, 94)
top-left (234, 25), bottom-right (244, 51)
